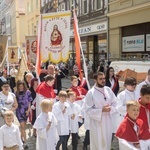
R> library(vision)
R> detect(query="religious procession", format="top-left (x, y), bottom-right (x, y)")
top-left (0, 1), bottom-right (150, 150)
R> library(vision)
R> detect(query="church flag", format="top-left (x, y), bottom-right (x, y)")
top-left (25, 36), bottom-right (37, 64)
top-left (16, 54), bottom-right (29, 81)
top-left (41, 11), bottom-right (71, 63)
top-left (73, 10), bottom-right (82, 80)
top-left (8, 46), bottom-right (18, 63)
top-left (0, 35), bottom-right (8, 63)
top-left (73, 11), bottom-right (90, 89)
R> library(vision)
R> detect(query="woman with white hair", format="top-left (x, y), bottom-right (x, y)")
top-left (24, 72), bottom-right (34, 89)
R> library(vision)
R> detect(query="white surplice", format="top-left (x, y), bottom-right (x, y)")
top-left (84, 85), bottom-right (117, 150)
top-left (135, 78), bottom-right (150, 99)
top-left (81, 98), bottom-right (90, 130)
top-left (67, 101), bottom-right (82, 133)
top-left (33, 112), bottom-right (59, 150)
top-left (52, 101), bottom-right (72, 136)
top-left (117, 89), bottom-right (139, 128)
top-left (118, 138), bottom-right (150, 150)
top-left (36, 93), bottom-right (56, 117)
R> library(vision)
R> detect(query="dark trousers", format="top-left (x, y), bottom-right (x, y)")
top-left (56, 135), bottom-right (68, 150)
top-left (83, 130), bottom-right (90, 146)
top-left (67, 133), bottom-right (78, 150)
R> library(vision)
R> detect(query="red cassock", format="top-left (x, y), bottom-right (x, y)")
top-left (138, 99), bottom-right (150, 130)
top-left (116, 115), bottom-right (150, 143)
top-left (70, 86), bottom-right (87, 101)
top-left (36, 82), bottom-right (56, 98)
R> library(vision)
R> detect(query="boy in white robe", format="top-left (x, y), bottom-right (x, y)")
top-left (117, 77), bottom-right (139, 128)
top-left (116, 100), bottom-right (150, 150)
top-left (33, 99), bottom-right (59, 150)
top-left (0, 110), bottom-right (23, 150)
top-left (84, 72), bottom-right (117, 150)
top-left (67, 91), bottom-right (82, 150)
top-left (52, 91), bottom-right (72, 150)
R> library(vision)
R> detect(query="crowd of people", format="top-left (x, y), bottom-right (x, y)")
top-left (0, 62), bottom-right (150, 150)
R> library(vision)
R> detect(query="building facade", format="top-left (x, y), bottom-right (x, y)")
top-left (40, 0), bottom-right (108, 71)
top-left (25, 0), bottom-right (40, 36)
top-left (108, 0), bottom-right (150, 60)
top-left (0, 0), bottom-right (26, 50)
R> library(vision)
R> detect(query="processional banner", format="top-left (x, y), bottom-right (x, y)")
top-left (41, 11), bottom-right (71, 63)
top-left (25, 36), bottom-right (37, 64)
top-left (8, 46), bottom-right (18, 63)
top-left (0, 35), bottom-right (8, 63)
top-left (16, 54), bottom-right (29, 81)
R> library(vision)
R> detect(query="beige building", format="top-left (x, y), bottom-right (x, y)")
top-left (25, 0), bottom-right (40, 36)
top-left (108, 0), bottom-right (150, 59)
top-left (10, 0), bottom-right (26, 50)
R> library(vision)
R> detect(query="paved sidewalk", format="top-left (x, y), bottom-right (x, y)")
top-left (24, 77), bottom-right (119, 150)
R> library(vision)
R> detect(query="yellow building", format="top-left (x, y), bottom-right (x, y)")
top-left (25, 0), bottom-right (40, 36)
top-left (108, 0), bottom-right (150, 59)
top-left (10, 0), bottom-right (26, 50)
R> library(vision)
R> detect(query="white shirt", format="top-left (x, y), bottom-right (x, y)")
top-left (0, 92), bottom-right (16, 110)
top-left (0, 124), bottom-right (23, 150)
top-left (67, 101), bottom-right (82, 133)
top-left (10, 68), bottom-right (18, 78)
top-left (52, 101), bottom-right (72, 135)
top-left (33, 112), bottom-right (59, 150)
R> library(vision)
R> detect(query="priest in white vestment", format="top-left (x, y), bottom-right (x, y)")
top-left (84, 72), bottom-right (117, 150)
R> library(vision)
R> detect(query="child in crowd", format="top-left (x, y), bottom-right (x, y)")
top-left (138, 84), bottom-right (150, 131)
top-left (33, 99), bottom-right (58, 150)
top-left (116, 100), bottom-right (150, 150)
top-left (117, 77), bottom-right (139, 127)
top-left (70, 76), bottom-right (87, 107)
top-left (67, 91), bottom-right (82, 150)
top-left (52, 91), bottom-right (72, 150)
top-left (0, 110), bottom-right (23, 150)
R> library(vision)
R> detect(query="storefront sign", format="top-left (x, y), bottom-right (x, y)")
top-left (70, 22), bottom-right (107, 37)
top-left (122, 35), bottom-right (144, 52)
top-left (146, 34), bottom-right (150, 51)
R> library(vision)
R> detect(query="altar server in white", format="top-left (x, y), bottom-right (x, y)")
top-left (52, 91), bottom-right (72, 150)
top-left (67, 91), bottom-right (82, 150)
top-left (117, 77), bottom-right (139, 127)
top-left (33, 99), bottom-right (58, 150)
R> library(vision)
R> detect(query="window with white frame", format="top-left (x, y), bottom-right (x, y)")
top-left (60, 3), bottom-right (65, 11)
top-left (28, 25), bottom-right (30, 35)
top-left (92, 0), bottom-right (101, 11)
top-left (31, 0), bottom-right (33, 12)
top-left (36, 0), bottom-right (38, 8)
top-left (81, 0), bottom-right (88, 14)
top-left (27, 2), bottom-right (30, 14)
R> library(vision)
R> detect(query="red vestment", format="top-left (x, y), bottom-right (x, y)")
top-left (138, 99), bottom-right (150, 130)
top-left (36, 81), bottom-right (56, 98)
top-left (70, 86), bottom-right (87, 101)
top-left (116, 115), bottom-right (150, 143)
